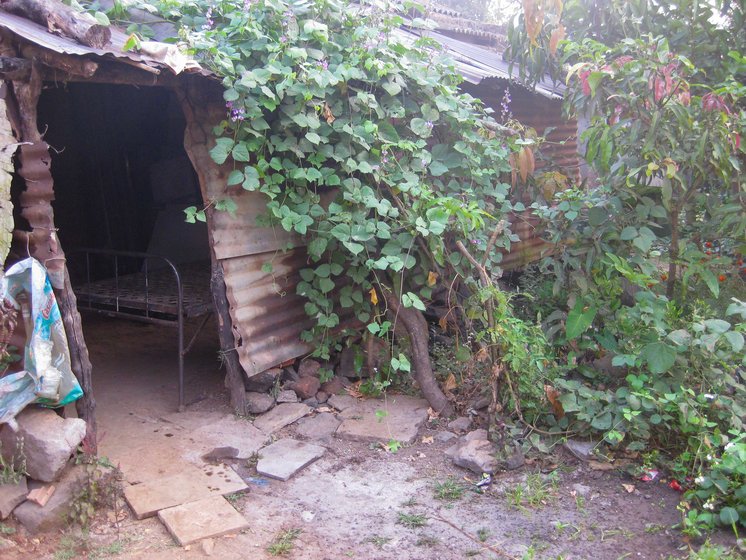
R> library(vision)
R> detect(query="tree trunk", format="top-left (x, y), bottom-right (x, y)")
top-left (384, 291), bottom-right (454, 417)
top-left (0, 0), bottom-right (111, 49)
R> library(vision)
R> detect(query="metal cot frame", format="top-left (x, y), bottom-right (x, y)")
top-left (70, 248), bottom-right (213, 411)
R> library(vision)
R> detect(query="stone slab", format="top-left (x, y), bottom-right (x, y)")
top-left (335, 395), bottom-right (429, 445)
top-left (181, 415), bottom-right (267, 462)
top-left (327, 394), bottom-right (357, 412)
top-left (124, 463), bottom-right (247, 519)
top-left (253, 403), bottom-right (310, 434)
top-left (256, 439), bottom-right (326, 481)
top-left (294, 413), bottom-right (341, 444)
top-left (158, 495), bottom-right (249, 546)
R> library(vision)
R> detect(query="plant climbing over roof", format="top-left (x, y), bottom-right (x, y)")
top-left (134, 0), bottom-right (539, 416)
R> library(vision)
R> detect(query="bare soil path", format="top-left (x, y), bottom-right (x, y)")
top-left (0, 316), bottom-right (737, 559)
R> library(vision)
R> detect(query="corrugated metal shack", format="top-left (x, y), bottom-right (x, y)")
top-left (0, 0), bottom-right (578, 440)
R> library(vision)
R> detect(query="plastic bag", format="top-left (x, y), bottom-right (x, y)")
top-left (0, 258), bottom-right (83, 427)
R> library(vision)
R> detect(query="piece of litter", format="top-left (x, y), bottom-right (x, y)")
top-left (27, 485), bottom-right (56, 507)
top-left (640, 469), bottom-right (659, 482)
top-left (301, 511), bottom-right (315, 522)
top-left (246, 477), bottom-right (270, 487)
top-left (476, 474), bottom-right (492, 488)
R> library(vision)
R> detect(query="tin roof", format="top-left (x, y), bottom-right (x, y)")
top-left (0, 11), bottom-right (203, 76)
top-left (399, 26), bottom-right (565, 100)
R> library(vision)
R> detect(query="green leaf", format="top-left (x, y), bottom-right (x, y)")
top-left (699, 268), bottom-right (720, 298)
top-left (319, 277), bottom-right (335, 293)
top-left (641, 342), bottom-right (677, 374)
top-left (620, 226), bottom-right (637, 241)
top-left (720, 507), bottom-right (739, 525)
top-left (210, 138), bottom-right (234, 165)
top-left (565, 301), bottom-right (597, 340)
top-left (454, 346), bottom-right (471, 362)
top-left (724, 331), bottom-right (744, 352)
top-left (588, 207), bottom-right (607, 227)
top-left (703, 319), bottom-right (730, 334)
top-left (305, 132), bottom-right (321, 144)
top-left (590, 411), bottom-right (612, 430)
top-left (232, 142), bottom-right (251, 162)
top-left (227, 170), bottom-right (244, 186)
top-left (94, 11), bottom-right (110, 25)
top-left (242, 167), bottom-right (260, 190)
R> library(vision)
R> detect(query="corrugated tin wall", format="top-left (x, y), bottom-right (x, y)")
top-left (180, 81), bottom-right (311, 377)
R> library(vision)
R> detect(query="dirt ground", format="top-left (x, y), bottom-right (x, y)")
top-left (0, 315), bottom-right (740, 560)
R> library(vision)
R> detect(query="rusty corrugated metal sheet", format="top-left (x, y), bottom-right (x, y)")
top-left (500, 212), bottom-right (553, 271)
top-left (0, 11), bottom-right (203, 76)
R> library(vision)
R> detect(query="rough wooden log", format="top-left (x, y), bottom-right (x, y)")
top-left (0, 55), bottom-right (30, 80)
top-left (21, 43), bottom-right (97, 77)
top-left (1, 0), bottom-right (111, 49)
top-left (210, 246), bottom-right (247, 415)
top-left (9, 69), bottom-right (97, 451)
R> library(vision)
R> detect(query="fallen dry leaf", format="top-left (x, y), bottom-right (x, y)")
top-left (421, 435), bottom-right (434, 445)
top-left (444, 373), bottom-right (458, 392)
top-left (427, 407), bottom-right (440, 420)
top-left (427, 270), bottom-right (438, 287)
top-left (544, 384), bottom-right (565, 419)
top-left (322, 101), bottom-right (335, 124)
top-left (622, 483), bottom-right (635, 493)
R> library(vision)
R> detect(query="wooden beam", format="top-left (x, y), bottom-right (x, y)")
top-left (0, 55), bottom-right (30, 80)
top-left (39, 60), bottom-right (179, 87)
top-left (0, 0), bottom-right (111, 49)
top-left (21, 43), bottom-right (97, 77)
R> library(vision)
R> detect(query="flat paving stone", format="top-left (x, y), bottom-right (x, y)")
top-left (256, 438), bottom-right (326, 481)
top-left (253, 403), bottom-right (310, 434)
top-left (124, 463), bottom-right (247, 519)
top-left (335, 395), bottom-right (429, 445)
top-left (158, 495), bottom-right (249, 545)
top-left (327, 394), bottom-right (357, 412)
top-left (182, 415), bottom-right (266, 462)
top-left (294, 413), bottom-right (341, 445)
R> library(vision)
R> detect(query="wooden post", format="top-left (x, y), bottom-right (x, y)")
top-left (178, 81), bottom-right (247, 414)
top-left (9, 63), bottom-right (97, 450)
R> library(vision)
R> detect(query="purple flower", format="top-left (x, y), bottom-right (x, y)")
top-left (317, 60), bottom-right (329, 70)
top-left (230, 107), bottom-right (246, 122)
top-left (426, 121), bottom-right (434, 129)
top-left (500, 88), bottom-right (512, 122)
top-left (243, 0), bottom-right (251, 9)
top-left (202, 6), bottom-right (214, 30)
top-left (279, 34), bottom-right (288, 43)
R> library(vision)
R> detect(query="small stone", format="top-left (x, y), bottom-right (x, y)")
top-left (472, 396), bottom-right (491, 410)
top-left (327, 394), bottom-right (357, 412)
top-left (245, 392), bottom-right (275, 414)
top-left (201, 538), bottom-right (215, 556)
top-left (290, 377), bottom-right (320, 400)
top-left (450, 439), bottom-right (499, 474)
top-left (336, 347), bottom-right (360, 379)
top-left (320, 376), bottom-right (347, 395)
top-left (0, 478), bottom-right (28, 519)
top-left (564, 440), bottom-right (597, 461)
top-left (301, 510), bottom-right (315, 522)
top-left (572, 483), bottom-right (591, 497)
top-left (276, 390), bottom-right (298, 404)
top-left (502, 444), bottom-right (525, 470)
top-left (298, 360), bottom-right (321, 378)
top-left (434, 431), bottom-right (457, 443)
top-left (447, 416), bottom-right (472, 433)
top-left (315, 391), bottom-right (329, 404)
top-left (464, 429), bottom-right (489, 442)
top-left (0, 407), bottom-right (87, 482)
top-left (244, 368), bottom-right (281, 393)
top-left (302, 397), bottom-right (319, 408)
top-left (281, 367), bottom-right (299, 384)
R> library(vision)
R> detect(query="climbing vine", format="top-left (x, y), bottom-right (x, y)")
top-left (132, 0), bottom-right (540, 414)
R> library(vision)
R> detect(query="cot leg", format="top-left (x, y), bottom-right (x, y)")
top-left (178, 312), bottom-right (185, 412)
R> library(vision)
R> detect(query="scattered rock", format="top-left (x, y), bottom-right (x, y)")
top-left (301, 510), bottom-right (315, 522)
top-left (302, 397), bottom-right (319, 408)
top-left (500, 444), bottom-right (525, 471)
top-left (320, 376), bottom-right (347, 395)
top-left (0, 478), bottom-right (28, 519)
top-left (290, 377), bottom-right (320, 400)
top-left (0, 407), bottom-right (86, 482)
top-left (245, 392), bottom-right (275, 414)
top-left (336, 395), bottom-right (429, 445)
top-left (276, 390), bottom-right (298, 404)
top-left (298, 360), bottom-right (321, 378)
top-left (471, 396), bottom-right (491, 410)
top-left (281, 367), bottom-right (299, 384)
top-left (564, 439), bottom-right (597, 461)
top-left (201, 537), bottom-right (215, 556)
top-left (447, 416), bottom-right (472, 433)
top-left (256, 439), bottom-right (326, 481)
top-left (253, 403), bottom-right (311, 434)
top-left (315, 391), bottom-right (329, 404)
top-left (464, 429), bottom-right (488, 442)
top-left (572, 483), bottom-right (592, 497)
top-left (243, 368), bottom-right (281, 393)
top-left (327, 394), bottom-right (357, 412)
top-left (448, 439), bottom-right (499, 474)
top-left (434, 431), bottom-right (457, 443)
top-left (201, 447), bottom-right (240, 462)
top-left (13, 465), bottom-right (88, 533)
top-left (294, 413), bottom-right (341, 444)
